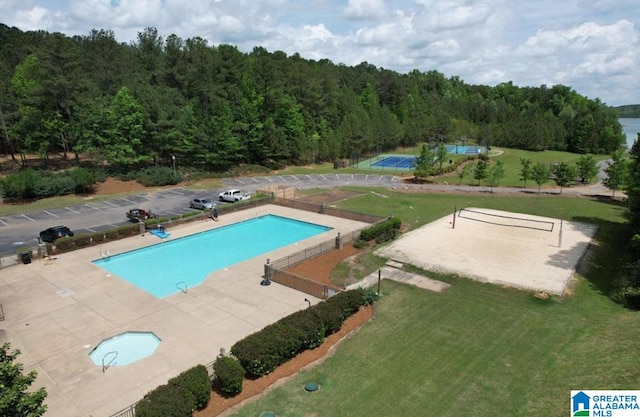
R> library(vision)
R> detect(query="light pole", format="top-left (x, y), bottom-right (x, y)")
top-left (171, 155), bottom-right (176, 176)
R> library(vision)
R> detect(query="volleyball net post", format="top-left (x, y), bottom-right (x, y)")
top-left (452, 205), bottom-right (457, 229)
top-left (559, 219), bottom-right (563, 248)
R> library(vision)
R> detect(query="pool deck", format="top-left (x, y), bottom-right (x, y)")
top-left (0, 205), bottom-right (369, 417)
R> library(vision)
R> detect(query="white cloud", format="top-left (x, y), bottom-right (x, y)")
top-left (343, 0), bottom-right (386, 20)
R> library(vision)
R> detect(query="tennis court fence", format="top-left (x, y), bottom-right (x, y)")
top-left (457, 208), bottom-right (555, 232)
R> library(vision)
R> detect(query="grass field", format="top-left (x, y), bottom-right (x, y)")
top-left (227, 190), bottom-right (634, 417)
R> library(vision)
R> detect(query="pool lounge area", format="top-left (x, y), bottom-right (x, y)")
top-left (0, 205), bottom-right (370, 417)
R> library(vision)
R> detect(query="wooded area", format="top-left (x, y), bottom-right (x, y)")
top-left (616, 104), bottom-right (640, 118)
top-left (0, 24), bottom-right (626, 172)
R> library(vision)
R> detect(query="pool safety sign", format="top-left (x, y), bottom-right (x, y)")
top-left (571, 390), bottom-right (640, 416)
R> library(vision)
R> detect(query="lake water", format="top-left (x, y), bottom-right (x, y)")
top-left (620, 118), bottom-right (640, 148)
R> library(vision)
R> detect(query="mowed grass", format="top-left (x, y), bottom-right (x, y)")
top-left (229, 190), bottom-right (635, 417)
top-left (434, 147), bottom-right (611, 188)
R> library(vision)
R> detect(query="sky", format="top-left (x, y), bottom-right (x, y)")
top-left (1, 0), bottom-right (639, 106)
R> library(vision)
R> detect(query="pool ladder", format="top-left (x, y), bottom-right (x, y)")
top-left (100, 250), bottom-right (111, 259)
top-left (176, 281), bottom-right (188, 294)
top-left (102, 351), bottom-right (117, 373)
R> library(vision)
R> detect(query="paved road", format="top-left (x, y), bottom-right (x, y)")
top-left (0, 172), bottom-right (615, 257)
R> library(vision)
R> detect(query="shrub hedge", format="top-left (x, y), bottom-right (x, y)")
top-left (231, 288), bottom-right (367, 378)
top-left (135, 384), bottom-right (195, 417)
top-left (213, 356), bottom-right (245, 395)
top-left (359, 217), bottom-right (401, 242)
top-left (168, 365), bottom-right (211, 411)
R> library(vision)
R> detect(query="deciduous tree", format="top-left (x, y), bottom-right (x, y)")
top-left (519, 157), bottom-right (532, 188)
top-left (0, 343), bottom-right (47, 417)
top-left (553, 161), bottom-right (576, 193)
top-left (576, 154), bottom-right (599, 184)
top-left (603, 149), bottom-right (628, 198)
top-left (532, 162), bottom-right (550, 193)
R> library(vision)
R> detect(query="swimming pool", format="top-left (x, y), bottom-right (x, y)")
top-left (93, 215), bottom-right (331, 298)
top-left (89, 331), bottom-right (161, 367)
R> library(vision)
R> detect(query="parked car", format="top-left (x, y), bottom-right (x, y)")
top-left (190, 198), bottom-right (214, 210)
top-left (219, 190), bottom-right (251, 203)
top-left (39, 226), bottom-right (74, 243)
top-left (126, 208), bottom-right (159, 222)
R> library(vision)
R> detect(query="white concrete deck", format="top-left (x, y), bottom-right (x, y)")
top-left (0, 205), bottom-right (369, 417)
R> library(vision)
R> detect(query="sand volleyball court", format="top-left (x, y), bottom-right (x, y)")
top-left (375, 208), bottom-right (598, 295)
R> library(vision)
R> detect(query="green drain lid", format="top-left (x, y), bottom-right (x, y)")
top-left (304, 381), bottom-right (320, 392)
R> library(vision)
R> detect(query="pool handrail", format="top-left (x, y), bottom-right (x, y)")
top-left (102, 351), bottom-right (118, 373)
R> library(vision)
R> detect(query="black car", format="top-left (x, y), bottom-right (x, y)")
top-left (39, 226), bottom-right (74, 243)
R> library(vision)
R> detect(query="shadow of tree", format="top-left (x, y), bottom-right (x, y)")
top-left (567, 215), bottom-right (630, 296)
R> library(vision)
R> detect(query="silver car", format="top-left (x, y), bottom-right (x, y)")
top-left (190, 198), bottom-right (214, 210)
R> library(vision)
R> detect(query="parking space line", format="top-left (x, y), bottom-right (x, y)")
top-left (0, 218), bottom-right (7, 226)
top-left (163, 189), bottom-right (185, 195)
top-left (85, 203), bottom-right (101, 211)
top-left (121, 197), bottom-right (139, 204)
top-left (65, 207), bottom-right (81, 214)
top-left (44, 210), bottom-right (59, 218)
top-left (21, 214), bottom-right (36, 222)
top-left (102, 200), bottom-right (119, 207)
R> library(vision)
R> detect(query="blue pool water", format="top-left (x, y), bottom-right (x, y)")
top-left (94, 215), bottom-right (331, 298)
top-left (89, 331), bottom-right (160, 367)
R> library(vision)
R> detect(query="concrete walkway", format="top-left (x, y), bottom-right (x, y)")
top-left (0, 205), bottom-right (369, 417)
top-left (347, 261), bottom-right (451, 293)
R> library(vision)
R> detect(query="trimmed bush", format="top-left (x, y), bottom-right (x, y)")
top-left (168, 364), bottom-right (211, 410)
top-left (360, 217), bottom-right (401, 242)
top-left (117, 224), bottom-right (138, 236)
top-left (145, 218), bottom-right (162, 228)
top-left (105, 228), bottom-right (119, 239)
top-left (325, 288), bottom-right (365, 319)
top-left (53, 236), bottom-right (74, 252)
top-left (280, 309), bottom-right (325, 350)
top-left (232, 289), bottom-right (368, 377)
top-left (611, 286), bottom-right (640, 310)
top-left (73, 234), bottom-right (91, 247)
top-left (311, 301), bottom-right (345, 335)
top-left (213, 356), bottom-right (245, 395)
top-left (90, 231), bottom-right (106, 243)
top-left (135, 384), bottom-right (195, 417)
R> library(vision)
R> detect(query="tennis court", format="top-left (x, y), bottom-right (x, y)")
top-left (371, 155), bottom-right (416, 169)
top-left (376, 208), bottom-right (598, 295)
top-left (445, 145), bottom-right (486, 155)
top-left (355, 146), bottom-right (487, 171)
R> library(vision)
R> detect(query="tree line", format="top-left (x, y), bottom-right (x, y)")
top-left (0, 24), bottom-right (626, 172)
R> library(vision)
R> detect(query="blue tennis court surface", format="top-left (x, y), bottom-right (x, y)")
top-left (372, 155), bottom-right (416, 168)
top-left (446, 145), bottom-right (485, 154)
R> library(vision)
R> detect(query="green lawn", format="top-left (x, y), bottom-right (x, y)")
top-left (433, 147), bottom-right (611, 188)
top-left (228, 190), bottom-right (634, 417)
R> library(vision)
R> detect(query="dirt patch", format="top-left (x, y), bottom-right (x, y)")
top-left (92, 177), bottom-right (148, 195)
top-left (286, 244), bottom-right (362, 286)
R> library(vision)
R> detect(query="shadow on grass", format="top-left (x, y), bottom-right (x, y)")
top-left (571, 215), bottom-right (630, 297)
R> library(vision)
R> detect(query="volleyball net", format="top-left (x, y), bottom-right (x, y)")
top-left (457, 208), bottom-right (555, 232)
